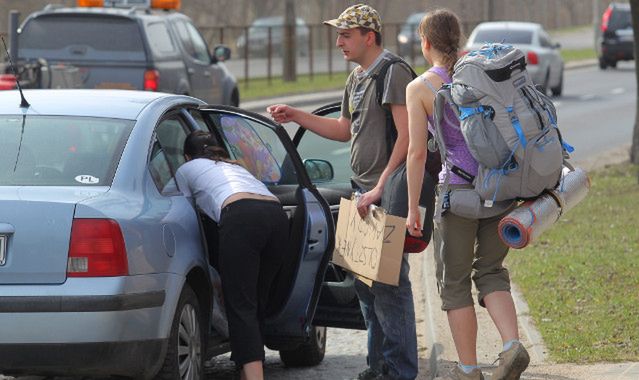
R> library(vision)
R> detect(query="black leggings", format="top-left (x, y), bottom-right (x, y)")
top-left (217, 198), bottom-right (289, 366)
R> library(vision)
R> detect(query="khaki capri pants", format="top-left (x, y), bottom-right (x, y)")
top-left (433, 197), bottom-right (512, 311)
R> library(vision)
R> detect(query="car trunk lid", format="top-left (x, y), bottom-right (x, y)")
top-left (0, 187), bottom-right (108, 285)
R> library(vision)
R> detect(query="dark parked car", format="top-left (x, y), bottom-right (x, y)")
top-left (14, 0), bottom-right (239, 105)
top-left (397, 12), bottom-right (425, 58)
top-left (597, 2), bottom-right (634, 69)
top-left (0, 89), bottom-right (364, 378)
top-left (236, 16), bottom-right (310, 58)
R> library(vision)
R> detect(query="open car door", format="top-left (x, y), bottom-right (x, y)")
top-left (293, 102), bottom-right (366, 330)
top-left (194, 106), bottom-right (338, 353)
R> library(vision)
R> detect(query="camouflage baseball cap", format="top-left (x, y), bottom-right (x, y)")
top-left (323, 3), bottom-right (382, 33)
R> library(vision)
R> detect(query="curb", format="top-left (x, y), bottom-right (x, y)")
top-left (240, 58), bottom-right (599, 113)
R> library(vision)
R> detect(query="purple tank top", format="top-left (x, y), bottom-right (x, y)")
top-left (424, 66), bottom-right (478, 185)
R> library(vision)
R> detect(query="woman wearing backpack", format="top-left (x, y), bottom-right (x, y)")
top-left (404, 9), bottom-right (529, 380)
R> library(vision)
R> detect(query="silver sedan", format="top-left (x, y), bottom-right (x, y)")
top-left (465, 21), bottom-right (565, 96)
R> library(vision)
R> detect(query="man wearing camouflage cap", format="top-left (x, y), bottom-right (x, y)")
top-left (268, 4), bottom-right (418, 380)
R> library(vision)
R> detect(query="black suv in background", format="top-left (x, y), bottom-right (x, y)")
top-left (14, 1), bottom-right (239, 105)
top-left (597, 2), bottom-right (634, 70)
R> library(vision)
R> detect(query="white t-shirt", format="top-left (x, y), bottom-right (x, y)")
top-left (175, 158), bottom-right (275, 222)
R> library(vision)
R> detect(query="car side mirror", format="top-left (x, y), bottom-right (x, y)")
top-left (303, 159), bottom-right (334, 183)
top-left (553, 42), bottom-right (561, 49)
top-left (212, 45), bottom-right (231, 63)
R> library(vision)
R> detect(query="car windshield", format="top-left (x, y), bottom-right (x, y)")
top-left (610, 8), bottom-right (631, 30)
top-left (402, 13), bottom-right (425, 33)
top-left (19, 15), bottom-right (146, 61)
top-left (0, 116), bottom-right (133, 186)
top-left (249, 17), bottom-right (304, 32)
top-left (473, 29), bottom-right (533, 45)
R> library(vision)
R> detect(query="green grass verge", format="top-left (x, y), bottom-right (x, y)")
top-left (238, 65), bottom-right (431, 101)
top-left (507, 163), bottom-right (639, 363)
top-left (239, 72), bottom-right (349, 101)
top-left (562, 48), bottom-right (597, 62)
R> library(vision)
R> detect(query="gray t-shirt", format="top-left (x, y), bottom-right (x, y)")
top-left (341, 50), bottom-right (414, 191)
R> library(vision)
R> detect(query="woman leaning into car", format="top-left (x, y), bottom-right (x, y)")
top-left (175, 130), bottom-right (289, 380)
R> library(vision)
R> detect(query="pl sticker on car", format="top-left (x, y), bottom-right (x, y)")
top-left (75, 175), bottom-right (100, 184)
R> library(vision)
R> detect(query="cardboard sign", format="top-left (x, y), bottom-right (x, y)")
top-left (332, 197), bottom-right (406, 286)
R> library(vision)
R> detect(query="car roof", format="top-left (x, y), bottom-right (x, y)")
top-left (473, 21), bottom-right (542, 31)
top-left (0, 89), bottom-right (187, 119)
top-left (25, 6), bottom-right (179, 22)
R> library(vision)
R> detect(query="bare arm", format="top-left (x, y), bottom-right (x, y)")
top-left (405, 76), bottom-right (436, 236)
top-left (267, 104), bottom-right (351, 142)
top-left (356, 103), bottom-right (409, 217)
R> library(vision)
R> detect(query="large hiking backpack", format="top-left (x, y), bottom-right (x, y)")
top-left (433, 43), bottom-right (573, 217)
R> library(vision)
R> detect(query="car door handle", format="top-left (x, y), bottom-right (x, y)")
top-left (187, 68), bottom-right (195, 75)
top-left (203, 71), bottom-right (211, 77)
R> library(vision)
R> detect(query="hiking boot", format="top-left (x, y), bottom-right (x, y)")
top-left (491, 342), bottom-right (530, 380)
top-left (355, 367), bottom-right (381, 380)
top-left (435, 366), bottom-right (484, 380)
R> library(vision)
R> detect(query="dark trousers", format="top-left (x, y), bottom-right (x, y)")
top-left (218, 198), bottom-right (289, 366)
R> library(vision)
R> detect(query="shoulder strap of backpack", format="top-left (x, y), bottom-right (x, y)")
top-left (371, 57), bottom-right (417, 158)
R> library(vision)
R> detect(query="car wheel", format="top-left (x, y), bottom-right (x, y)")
top-left (609, 60), bottom-right (618, 69)
top-left (231, 87), bottom-right (240, 107)
top-left (279, 326), bottom-right (327, 367)
top-left (155, 285), bottom-right (204, 380)
top-left (551, 70), bottom-right (563, 97)
top-left (599, 57), bottom-right (608, 70)
top-left (537, 70), bottom-right (549, 95)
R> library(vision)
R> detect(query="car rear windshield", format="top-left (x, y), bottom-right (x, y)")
top-left (0, 116), bottom-right (133, 186)
top-left (19, 15), bottom-right (146, 61)
top-left (473, 29), bottom-right (533, 45)
top-left (610, 8), bottom-right (631, 30)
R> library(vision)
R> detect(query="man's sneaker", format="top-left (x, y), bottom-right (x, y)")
top-left (355, 367), bottom-right (381, 380)
top-left (435, 366), bottom-right (484, 380)
top-left (491, 342), bottom-right (530, 380)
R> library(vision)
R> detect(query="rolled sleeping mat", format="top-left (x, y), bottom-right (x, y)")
top-left (498, 168), bottom-right (590, 249)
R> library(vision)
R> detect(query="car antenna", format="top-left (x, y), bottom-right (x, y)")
top-left (1, 36), bottom-right (30, 108)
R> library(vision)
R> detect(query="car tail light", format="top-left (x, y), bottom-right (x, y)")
top-left (601, 6), bottom-right (612, 32)
top-left (67, 219), bottom-right (128, 277)
top-left (144, 69), bottom-right (160, 91)
top-left (527, 51), bottom-right (538, 65)
top-left (0, 74), bottom-right (17, 90)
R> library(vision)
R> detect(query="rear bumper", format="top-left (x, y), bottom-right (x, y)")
top-left (0, 340), bottom-right (165, 378)
top-left (601, 41), bottom-right (634, 61)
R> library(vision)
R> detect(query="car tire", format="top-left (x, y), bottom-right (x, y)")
top-left (599, 57), bottom-right (608, 70)
top-left (155, 284), bottom-right (204, 380)
top-left (609, 60), bottom-right (618, 69)
top-left (231, 87), bottom-right (240, 107)
top-left (551, 70), bottom-right (563, 97)
top-left (279, 326), bottom-right (327, 367)
top-left (538, 70), bottom-right (549, 95)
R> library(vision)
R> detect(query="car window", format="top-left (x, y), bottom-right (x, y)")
top-left (296, 107), bottom-right (351, 185)
top-left (610, 8), bottom-right (631, 30)
top-left (149, 138), bottom-right (175, 193)
top-left (155, 116), bottom-right (190, 174)
top-left (146, 21), bottom-right (177, 57)
top-left (173, 19), bottom-right (211, 63)
top-left (0, 115), bottom-right (133, 186)
top-left (204, 114), bottom-right (286, 184)
top-left (539, 32), bottom-right (552, 48)
top-left (19, 15), bottom-right (146, 61)
top-left (473, 29), bottom-right (533, 45)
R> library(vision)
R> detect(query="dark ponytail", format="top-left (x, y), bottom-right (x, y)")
top-left (183, 130), bottom-right (237, 164)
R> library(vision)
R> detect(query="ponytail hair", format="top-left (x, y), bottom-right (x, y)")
top-left (183, 130), bottom-right (237, 164)
top-left (419, 9), bottom-right (464, 77)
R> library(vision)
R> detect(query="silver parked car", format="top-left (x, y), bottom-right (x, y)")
top-left (236, 16), bottom-right (310, 58)
top-left (0, 89), bottom-right (365, 378)
top-left (465, 21), bottom-right (564, 96)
